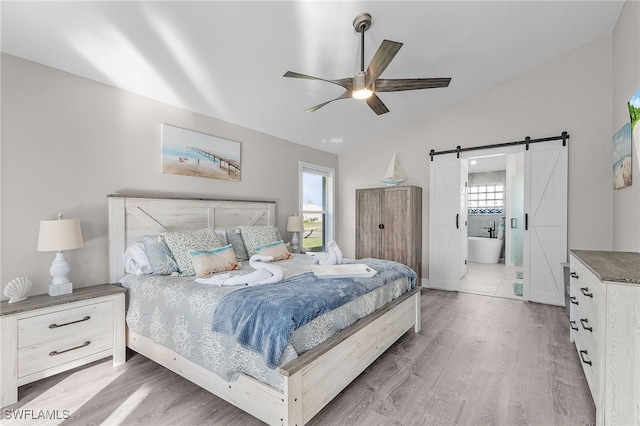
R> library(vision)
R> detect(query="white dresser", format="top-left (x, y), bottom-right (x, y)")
top-left (0, 284), bottom-right (126, 408)
top-left (569, 250), bottom-right (640, 426)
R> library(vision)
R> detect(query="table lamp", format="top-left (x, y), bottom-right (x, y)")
top-left (286, 215), bottom-right (304, 254)
top-left (37, 213), bottom-right (84, 296)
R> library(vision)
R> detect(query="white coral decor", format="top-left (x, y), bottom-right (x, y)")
top-left (4, 277), bottom-right (32, 303)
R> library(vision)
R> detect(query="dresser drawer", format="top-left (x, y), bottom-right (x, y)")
top-left (18, 325), bottom-right (113, 378)
top-left (18, 300), bottom-right (113, 348)
top-left (17, 300), bottom-right (115, 378)
top-left (570, 256), bottom-right (602, 306)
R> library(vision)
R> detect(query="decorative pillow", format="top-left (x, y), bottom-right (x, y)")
top-left (123, 241), bottom-right (152, 275)
top-left (255, 240), bottom-right (293, 262)
top-left (214, 229), bottom-right (229, 246)
top-left (164, 228), bottom-right (225, 276)
top-left (226, 228), bottom-right (249, 262)
top-left (190, 245), bottom-right (239, 278)
top-left (142, 235), bottom-right (179, 275)
top-left (238, 225), bottom-right (281, 256)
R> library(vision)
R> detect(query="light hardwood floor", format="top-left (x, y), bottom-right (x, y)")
top-left (459, 262), bottom-right (524, 301)
top-left (3, 290), bottom-right (595, 425)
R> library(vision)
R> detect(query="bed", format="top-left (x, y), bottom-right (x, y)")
top-left (108, 194), bottom-right (421, 425)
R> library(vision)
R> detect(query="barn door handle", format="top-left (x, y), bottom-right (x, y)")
top-left (456, 214), bottom-right (459, 229)
top-left (525, 213), bottom-right (529, 230)
top-left (378, 224), bottom-right (384, 230)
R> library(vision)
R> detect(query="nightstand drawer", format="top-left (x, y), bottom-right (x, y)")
top-left (18, 325), bottom-right (113, 378)
top-left (18, 300), bottom-right (113, 348)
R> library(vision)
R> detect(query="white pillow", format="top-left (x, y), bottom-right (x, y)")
top-left (123, 241), bottom-right (152, 275)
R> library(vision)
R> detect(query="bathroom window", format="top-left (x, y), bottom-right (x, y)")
top-left (468, 184), bottom-right (504, 214)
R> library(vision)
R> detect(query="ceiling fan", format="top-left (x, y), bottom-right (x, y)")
top-left (283, 12), bottom-right (451, 115)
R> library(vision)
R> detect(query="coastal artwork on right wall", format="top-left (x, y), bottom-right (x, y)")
top-left (613, 122), bottom-right (632, 190)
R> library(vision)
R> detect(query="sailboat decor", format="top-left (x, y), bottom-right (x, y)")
top-left (381, 153), bottom-right (407, 186)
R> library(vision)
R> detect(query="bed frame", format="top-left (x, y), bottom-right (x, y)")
top-left (108, 194), bottom-right (421, 425)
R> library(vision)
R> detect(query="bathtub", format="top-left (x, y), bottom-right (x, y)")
top-left (468, 237), bottom-right (504, 264)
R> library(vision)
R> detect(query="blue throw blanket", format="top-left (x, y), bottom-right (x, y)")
top-left (211, 258), bottom-right (416, 369)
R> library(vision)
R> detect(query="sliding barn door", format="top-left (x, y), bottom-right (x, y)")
top-left (524, 143), bottom-right (568, 306)
top-left (429, 156), bottom-right (466, 291)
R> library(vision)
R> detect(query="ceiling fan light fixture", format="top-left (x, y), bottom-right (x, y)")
top-left (353, 88), bottom-right (373, 100)
top-left (352, 72), bottom-right (373, 99)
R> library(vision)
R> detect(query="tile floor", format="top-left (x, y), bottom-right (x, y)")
top-left (459, 261), bottom-right (524, 300)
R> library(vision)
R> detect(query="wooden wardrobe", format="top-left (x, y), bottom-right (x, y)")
top-left (356, 185), bottom-right (422, 282)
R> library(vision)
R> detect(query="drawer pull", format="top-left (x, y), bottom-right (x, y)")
top-left (580, 287), bottom-right (593, 298)
top-left (579, 349), bottom-right (592, 366)
top-left (570, 320), bottom-right (578, 331)
top-left (49, 316), bottom-right (91, 329)
top-left (570, 296), bottom-right (579, 305)
top-left (570, 272), bottom-right (579, 279)
top-left (49, 341), bottom-right (91, 356)
top-left (580, 318), bottom-right (593, 332)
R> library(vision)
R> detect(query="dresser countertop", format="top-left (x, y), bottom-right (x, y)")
top-left (1, 284), bottom-right (126, 316)
top-left (570, 250), bottom-right (640, 285)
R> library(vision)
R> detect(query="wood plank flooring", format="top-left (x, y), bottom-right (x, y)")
top-left (2, 290), bottom-right (595, 425)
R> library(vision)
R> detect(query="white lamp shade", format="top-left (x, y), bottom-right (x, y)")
top-left (286, 215), bottom-right (304, 232)
top-left (37, 218), bottom-right (84, 252)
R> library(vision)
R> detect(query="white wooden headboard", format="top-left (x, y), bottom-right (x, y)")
top-left (108, 194), bottom-right (276, 282)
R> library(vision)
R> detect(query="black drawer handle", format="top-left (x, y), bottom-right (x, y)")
top-left (580, 287), bottom-right (593, 298)
top-left (570, 320), bottom-right (578, 331)
top-left (580, 318), bottom-right (593, 332)
top-left (570, 296), bottom-right (579, 305)
top-left (49, 315), bottom-right (91, 329)
top-left (49, 341), bottom-right (91, 356)
top-left (570, 272), bottom-right (579, 279)
top-left (378, 224), bottom-right (384, 230)
top-left (579, 349), bottom-right (592, 366)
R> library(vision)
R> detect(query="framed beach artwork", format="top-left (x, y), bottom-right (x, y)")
top-left (612, 122), bottom-right (632, 190)
top-left (161, 124), bottom-right (241, 181)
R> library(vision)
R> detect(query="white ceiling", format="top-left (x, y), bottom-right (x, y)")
top-left (1, 1), bottom-right (624, 155)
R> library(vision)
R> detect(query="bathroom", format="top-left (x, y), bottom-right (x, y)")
top-left (461, 152), bottom-right (525, 299)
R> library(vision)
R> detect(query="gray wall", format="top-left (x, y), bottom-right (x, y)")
top-left (338, 34), bottom-right (616, 282)
top-left (338, 1), bottom-right (640, 281)
top-left (612, 1), bottom-right (640, 251)
top-left (1, 54), bottom-right (338, 298)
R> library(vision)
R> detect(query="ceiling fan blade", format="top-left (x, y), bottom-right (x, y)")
top-left (284, 71), bottom-right (353, 91)
top-left (375, 78), bottom-right (451, 92)
top-left (304, 90), bottom-right (352, 112)
top-left (365, 40), bottom-right (403, 87)
top-left (366, 93), bottom-right (390, 115)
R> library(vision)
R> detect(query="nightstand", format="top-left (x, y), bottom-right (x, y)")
top-left (0, 284), bottom-right (126, 407)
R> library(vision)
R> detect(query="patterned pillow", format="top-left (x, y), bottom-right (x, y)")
top-left (142, 235), bottom-right (179, 275)
top-left (190, 245), bottom-right (239, 278)
top-left (226, 228), bottom-right (249, 262)
top-left (164, 228), bottom-right (225, 276)
top-left (238, 225), bottom-right (281, 256)
top-left (255, 240), bottom-right (292, 262)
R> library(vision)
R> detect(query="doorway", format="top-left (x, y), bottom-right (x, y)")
top-left (428, 141), bottom-right (567, 307)
top-left (459, 152), bottom-right (524, 300)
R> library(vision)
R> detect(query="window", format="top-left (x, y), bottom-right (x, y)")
top-left (467, 184), bottom-right (504, 214)
top-left (299, 162), bottom-right (335, 252)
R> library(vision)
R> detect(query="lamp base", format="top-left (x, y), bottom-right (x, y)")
top-left (48, 251), bottom-right (73, 296)
top-left (290, 232), bottom-right (300, 254)
top-left (49, 281), bottom-right (73, 296)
